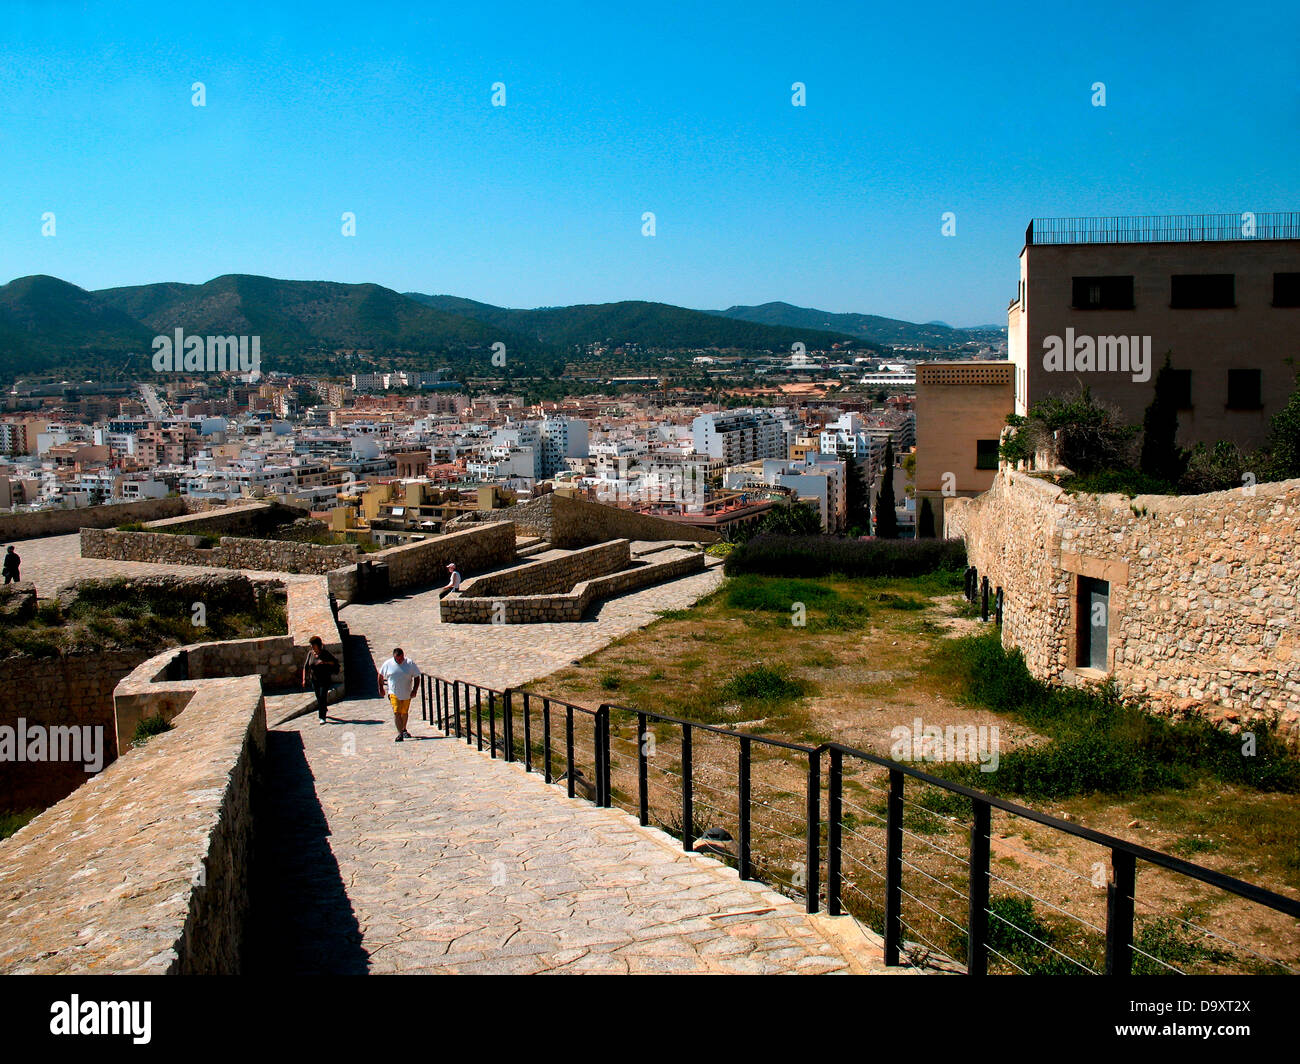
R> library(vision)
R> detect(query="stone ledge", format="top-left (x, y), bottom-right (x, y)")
top-left (0, 674), bottom-right (265, 974)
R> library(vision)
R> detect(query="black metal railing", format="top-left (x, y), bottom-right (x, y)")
top-left (1027, 211), bottom-right (1300, 246)
top-left (421, 675), bottom-right (1300, 976)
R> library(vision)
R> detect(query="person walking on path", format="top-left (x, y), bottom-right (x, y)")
top-left (302, 636), bottom-right (341, 724)
top-left (2, 546), bottom-right (20, 585)
top-left (377, 647), bottom-right (421, 742)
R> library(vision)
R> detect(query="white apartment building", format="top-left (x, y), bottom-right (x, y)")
top-left (692, 409), bottom-right (792, 465)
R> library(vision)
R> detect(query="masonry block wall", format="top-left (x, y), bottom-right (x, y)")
top-left (449, 493), bottom-right (721, 546)
top-left (326, 521), bottom-right (516, 602)
top-left (81, 526), bottom-right (359, 574)
top-left (0, 496), bottom-right (189, 540)
top-left (947, 471), bottom-right (1300, 741)
top-left (0, 674), bottom-right (267, 974)
top-left (0, 651), bottom-right (145, 810)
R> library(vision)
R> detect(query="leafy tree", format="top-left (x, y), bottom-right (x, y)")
top-left (757, 501), bottom-right (823, 537)
top-left (998, 385), bottom-right (1138, 476)
top-left (1179, 440), bottom-right (1252, 494)
top-left (1139, 354), bottom-right (1188, 484)
top-left (875, 439), bottom-right (898, 539)
top-left (1263, 369), bottom-right (1300, 482)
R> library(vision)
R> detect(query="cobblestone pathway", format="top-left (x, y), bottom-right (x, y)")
top-left (338, 557), bottom-right (725, 690)
top-left (271, 573), bottom-right (897, 974)
top-left (30, 530), bottom-right (894, 973)
top-left (263, 663), bottom-right (893, 974)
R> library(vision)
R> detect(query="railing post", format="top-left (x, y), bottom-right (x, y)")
top-left (967, 798), bottom-right (991, 976)
top-left (636, 712), bottom-right (649, 826)
top-left (681, 723), bottom-right (694, 852)
top-left (738, 736), bottom-right (751, 880)
top-left (435, 678), bottom-right (443, 729)
top-left (488, 691), bottom-right (497, 759)
top-left (827, 748), bottom-right (842, 917)
top-left (805, 747), bottom-right (821, 915)
top-left (564, 706), bottom-right (575, 797)
top-left (453, 682), bottom-right (462, 739)
top-left (1105, 851), bottom-right (1137, 975)
top-left (523, 692), bottom-right (533, 772)
top-left (596, 707), bottom-right (610, 807)
top-left (884, 768), bottom-right (904, 966)
top-left (981, 576), bottom-right (990, 622)
top-left (542, 698), bottom-right (552, 783)
top-left (502, 689), bottom-right (514, 762)
top-left (475, 688), bottom-right (483, 750)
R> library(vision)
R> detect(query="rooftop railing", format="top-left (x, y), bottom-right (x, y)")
top-left (1026, 212), bottom-right (1300, 246)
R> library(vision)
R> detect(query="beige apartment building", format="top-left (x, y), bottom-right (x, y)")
top-left (1009, 212), bottom-right (1300, 450)
top-left (915, 362), bottom-right (1014, 537)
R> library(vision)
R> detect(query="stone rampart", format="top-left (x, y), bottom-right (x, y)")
top-left (947, 471), bottom-right (1300, 741)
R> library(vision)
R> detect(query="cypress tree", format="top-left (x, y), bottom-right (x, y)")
top-left (1139, 353), bottom-right (1187, 485)
top-left (875, 439), bottom-right (898, 539)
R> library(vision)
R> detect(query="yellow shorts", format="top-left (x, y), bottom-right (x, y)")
top-left (388, 695), bottom-right (412, 714)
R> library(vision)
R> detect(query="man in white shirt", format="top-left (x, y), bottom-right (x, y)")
top-left (377, 647), bottom-right (422, 742)
top-left (442, 562), bottom-right (461, 594)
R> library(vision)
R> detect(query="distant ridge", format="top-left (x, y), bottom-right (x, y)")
top-left (706, 301), bottom-right (1005, 348)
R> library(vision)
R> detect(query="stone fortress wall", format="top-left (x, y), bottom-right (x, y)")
top-left (0, 569), bottom-right (346, 973)
top-left (946, 471), bottom-right (1300, 742)
top-left (448, 491), bottom-right (721, 547)
top-left (441, 541), bottom-right (705, 623)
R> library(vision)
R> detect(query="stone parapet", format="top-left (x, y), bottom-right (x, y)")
top-left (0, 673), bottom-right (265, 973)
top-left (954, 471), bottom-right (1300, 742)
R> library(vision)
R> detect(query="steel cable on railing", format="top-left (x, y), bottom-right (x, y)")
top-left (985, 908), bottom-right (1099, 974)
top-left (985, 869), bottom-right (1107, 937)
top-left (1119, 890), bottom-right (1299, 975)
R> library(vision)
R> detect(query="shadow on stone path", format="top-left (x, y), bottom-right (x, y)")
top-left (250, 730), bottom-right (369, 974)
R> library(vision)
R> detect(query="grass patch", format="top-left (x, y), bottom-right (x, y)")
top-left (719, 665), bottom-right (807, 705)
top-left (724, 534), bottom-right (967, 579)
top-left (131, 714), bottom-right (174, 747)
top-left (931, 631), bottom-right (1300, 799)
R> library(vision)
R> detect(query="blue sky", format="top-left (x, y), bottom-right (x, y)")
top-left (2, 0), bottom-right (1297, 326)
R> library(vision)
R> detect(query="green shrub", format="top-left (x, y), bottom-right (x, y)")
top-left (934, 631), bottom-right (1300, 799)
top-left (724, 575), bottom-right (838, 612)
top-left (724, 535), bottom-right (966, 579)
top-left (131, 714), bottom-right (173, 747)
top-left (719, 665), bottom-right (806, 704)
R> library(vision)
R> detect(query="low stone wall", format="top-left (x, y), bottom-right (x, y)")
top-left (0, 650), bottom-right (146, 810)
top-left (139, 501), bottom-right (288, 537)
top-left (464, 540), bottom-right (631, 597)
top-left (0, 673), bottom-right (265, 973)
top-left (449, 492), bottom-right (721, 547)
top-left (0, 496), bottom-right (189, 541)
top-left (442, 549), bottom-right (704, 623)
top-left (326, 521), bottom-right (516, 602)
top-left (81, 526), bottom-right (359, 574)
top-left (947, 471), bottom-right (1300, 741)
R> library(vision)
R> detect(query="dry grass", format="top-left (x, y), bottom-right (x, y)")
top-left (531, 570), bottom-right (1300, 975)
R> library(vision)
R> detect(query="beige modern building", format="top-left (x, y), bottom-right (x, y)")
top-left (1009, 212), bottom-right (1300, 450)
top-left (915, 361), bottom-right (1014, 537)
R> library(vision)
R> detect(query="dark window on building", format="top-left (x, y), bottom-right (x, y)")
top-left (975, 439), bottom-right (1000, 470)
top-left (1171, 274), bottom-right (1235, 308)
top-left (1166, 369), bottom-right (1193, 409)
top-left (1274, 273), bottom-right (1300, 307)
top-left (1071, 276), bottom-right (1134, 309)
top-left (1227, 369), bottom-right (1262, 410)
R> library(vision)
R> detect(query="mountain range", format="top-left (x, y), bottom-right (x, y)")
top-left (0, 274), bottom-right (1003, 383)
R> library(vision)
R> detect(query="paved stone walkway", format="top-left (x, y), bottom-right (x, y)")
top-left (13, 532), bottom-right (319, 595)
top-left (262, 666), bottom-right (893, 974)
top-left (339, 555), bottom-right (725, 690)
